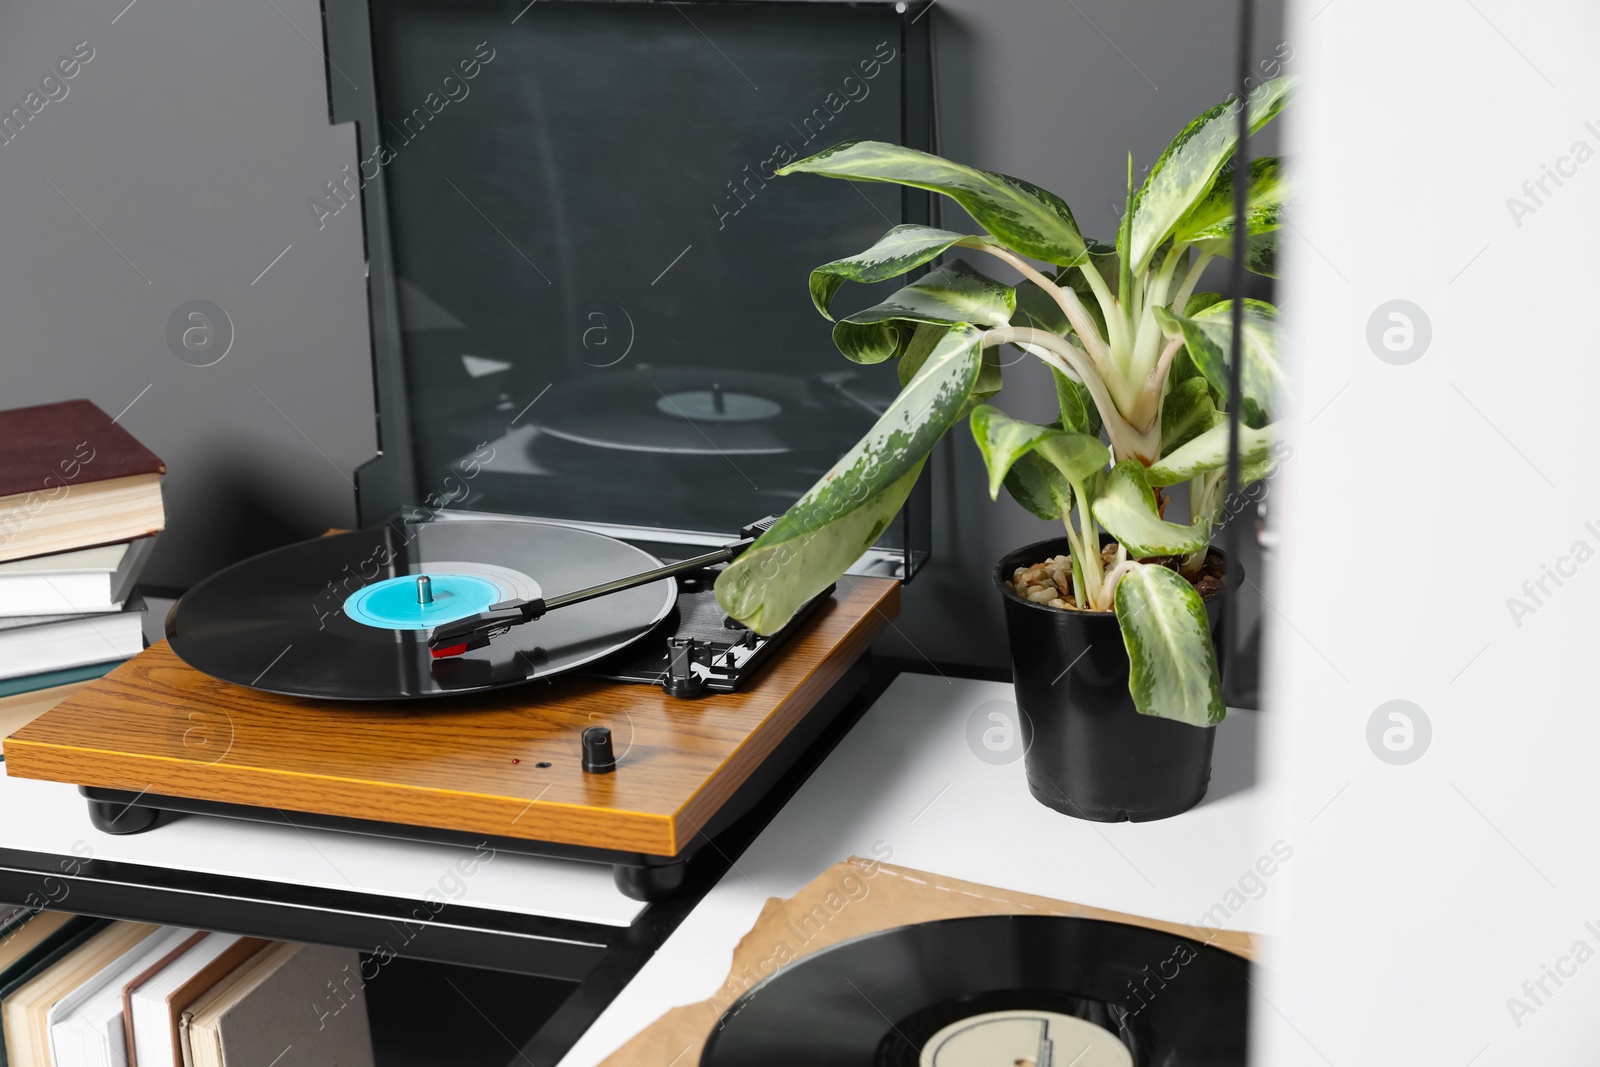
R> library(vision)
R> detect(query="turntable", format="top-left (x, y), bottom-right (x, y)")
top-left (1, 0), bottom-right (931, 909)
top-left (2, 517), bottom-right (899, 901)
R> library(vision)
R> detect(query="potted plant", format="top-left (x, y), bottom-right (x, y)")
top-left (714, 78), bottom-right (1291, 821)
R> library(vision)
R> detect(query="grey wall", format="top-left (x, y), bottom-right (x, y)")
top-left (0, 0), bottom-right (1282, 672)
top-left (0, 0), bottom-right (375, 586)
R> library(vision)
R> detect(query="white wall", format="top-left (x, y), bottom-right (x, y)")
top-left (1259, 0), bottom-right (1600, 1062)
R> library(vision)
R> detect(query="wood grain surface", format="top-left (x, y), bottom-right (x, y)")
top-left (0, 682), bottom-right (93, 752)
top-left (3, 576), bottom-right (899, 856)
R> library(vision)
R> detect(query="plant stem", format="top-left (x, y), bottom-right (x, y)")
top-left (1118, 154), bottom-right (1136, 317)
top-left (1061, 518), bottom-right (1091, 603)
top-left (1101, 558), bottom-right (1140, 605)
top-left (1072, 485), bottom-right (1107, 609)
top-left (1077, 260), bottom-right (1121, 347)
top-left (980, 327), bottom-right (1158, 463)
top-left (1069, 545), bottom-right (1087, 606)
top-left (1129, 336), bottom-right (1187, 429)
top-left (960, 241), bottom-right (1111, 372)
top-left (1150, 244), bottom-right (1185, 311)
top-left (1127, 247), bottom-right (1183, 387)
top-left (1180, 469), bottom-right (1226, 577)
top-left (1169, 250), bottom-right (1214, 315)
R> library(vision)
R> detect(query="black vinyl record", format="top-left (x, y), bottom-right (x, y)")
top-left (700, 915), bottom-right (1248, 1067)
top-left (165, 520), bottom-right (676, 701)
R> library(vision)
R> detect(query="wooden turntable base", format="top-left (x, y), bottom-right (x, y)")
top-left (3, 576), bottom-right (898, 899)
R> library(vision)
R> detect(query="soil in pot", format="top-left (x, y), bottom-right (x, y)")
top-left (1006, 546), bottom-right (1225, 610)
top-left (994, 537), bottom-right (1233, 823)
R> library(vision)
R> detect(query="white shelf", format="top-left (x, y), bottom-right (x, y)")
top-left (0, 772), bottom-right (643, 928)
top-left (557, 671), bottom-right (1274, 1066)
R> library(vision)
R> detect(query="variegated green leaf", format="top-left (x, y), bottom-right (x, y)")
top-left (1197, 228), bottom-right (1281, 279)
top-left (853, 262), bottom-right (1014, 327)
top-left (1080, 240), bottom-right (1121, 294)
top-left (778, 140), bottom-right (1090, 266)
top-left (715, 325), bottom-right (984, 633)
top-left (1035, 433), bottom-right (1111, 489)
top-left (1092, 460), bottom-right (1210, 556)
top-left (1145, 420), bottom-right (1281, 486)
top-left (1154, 299), bottom-right (1282, 428)
top-left (1012, 261), bottom-right (1108, 338)
top-left (1160, 376), bottom-right (1223, 454)
top-left (831, 259), bottom-right (1015, 365)
top-left (1243, 231), bottom-right (1279, 278)
top-left (1115, 563), bottom-right (1225, 726)
top-left (1236, 445), bottom-right (1283, 487)
top-left (1054, 368), bottom-right (1103, 438)
top-left (972, 346), bottom-right (1004, 407)
top-left (897, 322), bottom-right (949, 389)
top-left (1004, 278), bottom-right (1104, 437)
top-left (807, 224), bottom-right (989, 320)
top-left (1011, 277), bottom-right (1070, 335)
top-left (1171, 157), bottom-right (1287, 244)
top-left (1002, 450), bottom-right (1075, 522)
top-left (1168, 346), bottom-right (1202, 389)
top-left (1126, 77), bottom-right (1294, 272)
top-left (1166, 294), bottom-right (1217, 389)
top-left (969, 406), bottom-right (1063, 500)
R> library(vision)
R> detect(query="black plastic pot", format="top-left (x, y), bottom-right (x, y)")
top-left (994, 536), bottom-right (1233, 823)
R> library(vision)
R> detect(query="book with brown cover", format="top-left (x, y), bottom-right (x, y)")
top-left (119, 932), bottom-right (208, 1067)
top-left (122, 935), bottom-right (270, 1067)
top-left (0, 399), bottom-right (165, 563)
top-left (184, 943), bottom-right (374, 1067)
top-left (162, 938), bottom-right (271, 1067)
top-left (0, 400), bottom-right (164, 496)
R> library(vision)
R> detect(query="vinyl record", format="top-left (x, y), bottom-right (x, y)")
top-left (699, 915), bottom-right (1248, 1067)
top-left (533, 367), bottom-right (871, 456)
top-left (165, 520), bottom-right (677, 701)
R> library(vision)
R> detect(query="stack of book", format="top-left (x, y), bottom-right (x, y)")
top-left (0, 400), bottom-right (165, 738)
top-left (0, 909), bottom-right (375, 1067)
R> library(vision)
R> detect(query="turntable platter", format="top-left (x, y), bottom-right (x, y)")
top-left (165, 520), bottom-right (676, 701)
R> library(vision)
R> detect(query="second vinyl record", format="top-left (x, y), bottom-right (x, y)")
top-left (699, 915), bottom-right (1248, 1066)
top-left (165, 520), bottom-right (677, 700)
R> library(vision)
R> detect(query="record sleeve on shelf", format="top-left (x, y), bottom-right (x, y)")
top-left (598, 858), bottom-right (1253, 1067)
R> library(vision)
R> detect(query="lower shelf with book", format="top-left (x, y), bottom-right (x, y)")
top-left (0, 906), bottom-right (575, 1067)
top-left (0, 658), bottom-right (943, 1067)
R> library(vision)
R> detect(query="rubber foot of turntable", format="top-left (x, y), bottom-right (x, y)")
top-left (613, 860), bottom-right (688, 902)
top-left (86, 797), bottom-right (163, 835)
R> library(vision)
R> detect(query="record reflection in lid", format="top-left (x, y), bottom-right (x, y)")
top-left (533, 368), bottom-right (866, 456)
